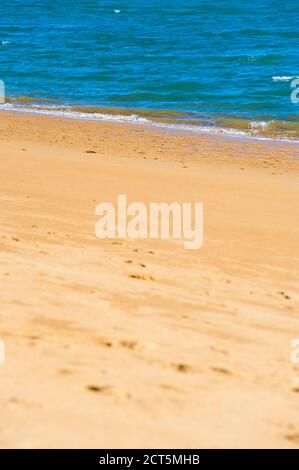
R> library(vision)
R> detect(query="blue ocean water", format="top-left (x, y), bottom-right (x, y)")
top-left (0, 0), bottom-right (298, 139)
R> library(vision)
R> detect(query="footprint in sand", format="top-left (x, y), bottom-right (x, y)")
top-left (172, 363), bottom-right (194, 373)
top-left (86, 385), bottom-right (111, 393)
top-left (129, 274), bottom-right (155, 281)
top-left (284, 433), bottom-right (299, 444)
top-left (277, 291), bottom-right (291, 300)
top-left (96, 337), bottom-right (113, 348)
top-left (119, 340), bottom-right (137, 350)
top-left (211, 366), bottom-right (231, 375)
top-left (27, 335), bottom-right (40, 341)
top-left (291, 377), bottom-right (299, 393)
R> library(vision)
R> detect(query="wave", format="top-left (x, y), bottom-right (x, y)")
top-left (0, 102), bottom-right (151, 124)
top-left (1, 99), bottom-right (299, 144)
top-left (272, 76), bottom-right (299, 82)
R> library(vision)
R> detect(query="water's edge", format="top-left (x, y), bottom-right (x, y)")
top-left (1, 99), bottom-right (299, 146)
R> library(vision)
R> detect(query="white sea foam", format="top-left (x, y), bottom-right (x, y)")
top-left (272, 76), bottom-right (298, 82)
top-left (249, 121), bottom-right (272, 129)
top-left (0, 102), bottom-right (298, 144)
top-left (0, 103), bottom-right (149, 124)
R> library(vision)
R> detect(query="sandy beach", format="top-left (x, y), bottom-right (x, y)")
top-left (0, 111), bottom-right (299, 448)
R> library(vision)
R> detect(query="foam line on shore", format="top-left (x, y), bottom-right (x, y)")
top-left (1, 102), bottom-right (299, 144)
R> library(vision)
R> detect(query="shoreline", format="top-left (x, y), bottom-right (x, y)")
top-left (1, 110), bottom-right (299, 168)
top-left (0, 111), bottom-right (299, 448)
top-left (1, 102), bottom-right (299, 145)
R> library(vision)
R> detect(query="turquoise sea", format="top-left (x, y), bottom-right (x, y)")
top-left (0, 0), bottom-right (298, 140)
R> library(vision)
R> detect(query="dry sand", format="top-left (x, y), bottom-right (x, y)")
top-left (0, 111), bottom-right (299, 448)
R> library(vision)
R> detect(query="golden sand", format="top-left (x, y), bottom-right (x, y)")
top-left (0, 111), bottom-right (299, 448)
